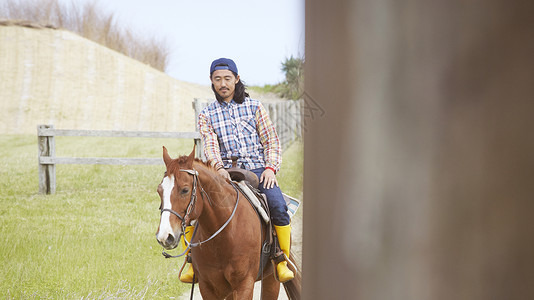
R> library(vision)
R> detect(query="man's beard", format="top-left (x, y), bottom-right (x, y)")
top-left (212, 84), bottom-right (226, 102)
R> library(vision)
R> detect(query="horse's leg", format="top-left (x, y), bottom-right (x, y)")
top-left (227, 289), bottom-right (254, 300)
top-left (198, 280), bottom-right (224, 300)
top-left (226, 278), bottom-right (255, 300)
top-left (260, 274), bottom-right (281, 300)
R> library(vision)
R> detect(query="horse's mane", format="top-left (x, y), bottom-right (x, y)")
top-left (166, 155), bottom-right (217, 174)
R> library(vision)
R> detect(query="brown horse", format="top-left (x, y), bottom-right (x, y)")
top-left (155, 146), bottom-right (301, 299)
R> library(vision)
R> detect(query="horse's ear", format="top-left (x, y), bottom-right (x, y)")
top-left (163, 146), bottom-right (172, 167)
top-left (186, 144), bottom-right (196, 167)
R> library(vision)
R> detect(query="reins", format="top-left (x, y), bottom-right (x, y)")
top-left (161, 168), bottom-right (240, 259)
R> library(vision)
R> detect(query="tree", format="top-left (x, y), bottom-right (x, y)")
top-left (280, 56), bottom-right (304, 100)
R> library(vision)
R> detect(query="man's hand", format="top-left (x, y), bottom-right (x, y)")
top-left (260, 168), bottom-right (278, 189)
top-left (217, 168), bottom-right (231, 180)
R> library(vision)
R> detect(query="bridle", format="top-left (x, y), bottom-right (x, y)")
top-left (160, 169), bottom-right (200, 226)
top-left (160, 168), bottom-right (240, 258)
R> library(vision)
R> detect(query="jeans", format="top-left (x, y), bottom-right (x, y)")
top-left (250, 168), bottom-right (290, 226)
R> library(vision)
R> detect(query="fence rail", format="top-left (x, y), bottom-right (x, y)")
top-left (37, 124), bottom-right (201, 194)
top-left (38, 100), bottom-right (301, 194)
top-left (38, 128), bottom-right (201, 139)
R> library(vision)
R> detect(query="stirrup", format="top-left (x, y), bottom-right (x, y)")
top-left (178, 256), bottom-right (198, 284)
top-left (271, 254), bottom-right (294, 283)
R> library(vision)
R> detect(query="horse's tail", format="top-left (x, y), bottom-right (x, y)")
top-left (283, 250), bottom-right (302, 300)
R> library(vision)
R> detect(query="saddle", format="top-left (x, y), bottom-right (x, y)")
top-left (226, 157), bottom-right (259, 189)
top-left (227, 157), bottom-right (269, 223)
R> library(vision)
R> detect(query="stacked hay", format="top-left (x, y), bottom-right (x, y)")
top-left (0, 21), bottom-right (215, 134)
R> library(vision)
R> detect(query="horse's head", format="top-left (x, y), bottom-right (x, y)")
top-left (155, 146), bottom-right (202, 250)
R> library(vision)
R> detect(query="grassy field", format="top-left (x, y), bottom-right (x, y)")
top-left (0, 134), bottom-right (303, 299)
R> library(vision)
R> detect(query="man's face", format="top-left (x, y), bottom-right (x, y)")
top-left (210, 69), bottom-right (240, 102)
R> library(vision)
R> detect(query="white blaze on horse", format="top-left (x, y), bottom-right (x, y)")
top-left (156, 174), bottom-right (179, 249)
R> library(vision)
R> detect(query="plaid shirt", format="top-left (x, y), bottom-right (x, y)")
top-left (198, 98), bottom-right (282, 172)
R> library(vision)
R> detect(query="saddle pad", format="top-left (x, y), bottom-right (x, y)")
top-left (236, 181), bottom-right (270, 223)
top-left (235, 181), bottom-right (302, 221)
top-left (283, 193), bottom-right (301, 219)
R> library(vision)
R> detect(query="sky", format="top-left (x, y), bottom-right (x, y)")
top-left (67, 0), bottom-right (305, 86)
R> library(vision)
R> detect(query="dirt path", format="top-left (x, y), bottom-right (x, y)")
top-left (178, 205), bottom-right (303, 300)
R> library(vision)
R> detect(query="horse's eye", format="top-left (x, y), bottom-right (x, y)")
top-left (180, 187), bottom-right (190, 195)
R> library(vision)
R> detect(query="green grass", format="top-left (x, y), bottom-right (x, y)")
top-left (277, 141), bottom-right (304, 200)
top-left (0, 135), bottom-right (302, 299)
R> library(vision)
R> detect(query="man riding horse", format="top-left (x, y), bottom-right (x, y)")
top-left (179, 57), bottom-right (294, 283)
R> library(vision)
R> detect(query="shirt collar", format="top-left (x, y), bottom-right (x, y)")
top-left (219, 99), bottom-right (236, 108)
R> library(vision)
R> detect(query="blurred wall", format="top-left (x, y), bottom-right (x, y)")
top-left (303, 1), bottom-right (534, 299)
top-left (0, 24), bottom-right (214, 134)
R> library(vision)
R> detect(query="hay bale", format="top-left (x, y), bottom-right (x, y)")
top-left (0, 25), bottom-right (214, 134)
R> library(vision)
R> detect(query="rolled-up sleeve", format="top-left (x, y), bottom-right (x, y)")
top-left (255, 104), bottom-right (282, 172)
top-left (198, 112), bottom-right (224, 170)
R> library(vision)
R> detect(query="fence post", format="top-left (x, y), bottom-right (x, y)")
top-left (192, 98), bottom-right (202, 132)
top-left (37, 124), bottom-right (56, 194)
top-left (296, 99), bottom-right (303, 139)
top-left (194, 138), bottom-right (203, 160)
top-left (192, 98), bottom-right (206, 160)
top-left (278, 102), bottom-right (286, 149)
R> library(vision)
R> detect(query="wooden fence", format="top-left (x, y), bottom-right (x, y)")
top-left (193, 99), bottom-right (302, 151)
top-left (38, 100), bottom-right (301, 194)
top-left (37, 124), bottom-right (201, 194)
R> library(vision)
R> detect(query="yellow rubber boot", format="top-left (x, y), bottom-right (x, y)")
top-left (179, 225), bottom-right (196, 283)
top-left (274, 224), bottom-right (295, 283)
